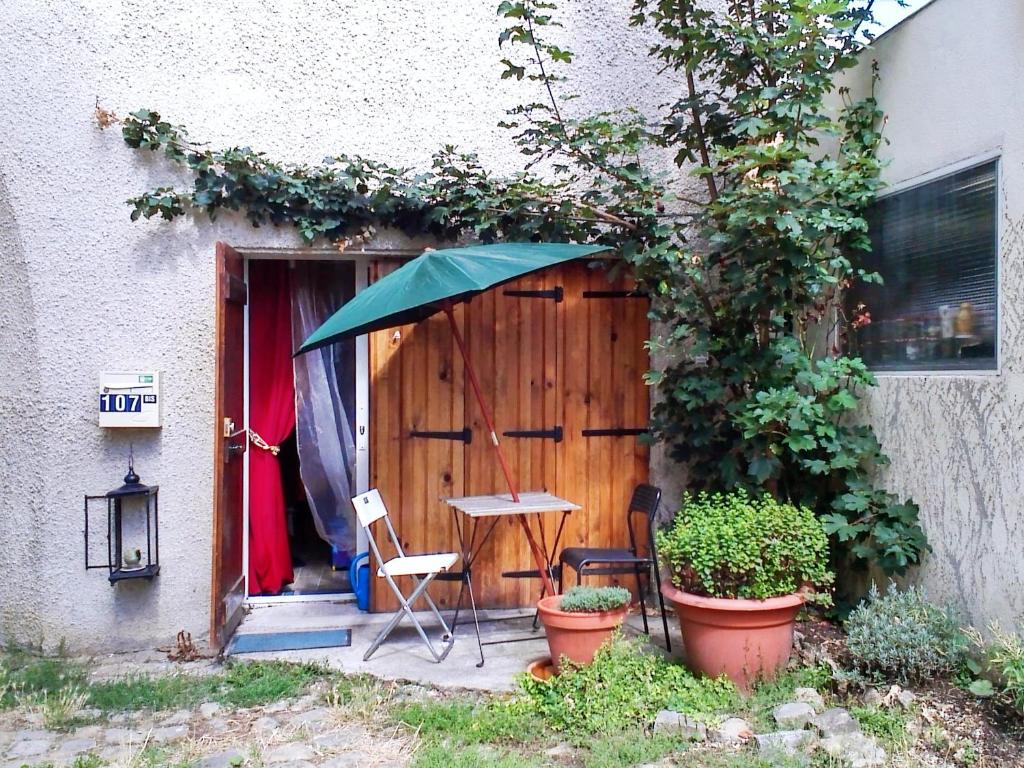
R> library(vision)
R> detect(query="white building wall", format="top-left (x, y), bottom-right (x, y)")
top-left (0, 0), bottom-right (688, 651)
top-left (842, 0), bottom-right (1024, 629)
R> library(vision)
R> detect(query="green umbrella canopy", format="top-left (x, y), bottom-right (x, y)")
top-left (297, 242), bottom-right (612, 354)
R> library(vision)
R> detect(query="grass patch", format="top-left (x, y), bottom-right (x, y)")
top-left (395, 698), bottom-right (544, 746)
top-left (582, 731), bottom-right (688, 768)
top-left (326, 673), bottom-right (393, 719)
top-left (215, 660), bottom-right (325, 707)
top-left (850, 704), bottom-right (911, 749)
top-left (741, 664), bottom-right (833, 730)
top-left (88, 660), bottom-right (329, 712)
top-left (87, 674), bottom-right (215, 712)
top-left (1, 643), bottom-right (333, 717)
top-left (411, 742), bottom-right (541, 768)
top-left (0, 647), bottom-right (88, 708)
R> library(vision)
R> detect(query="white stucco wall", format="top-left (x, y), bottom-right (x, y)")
top-left (0, 0), bottom-right (693, 651)
top-left (842, 0), bottom-right (1024, 629)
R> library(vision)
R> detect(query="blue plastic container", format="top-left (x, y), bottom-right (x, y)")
top-left (349, 551), bottom-right (370, 611)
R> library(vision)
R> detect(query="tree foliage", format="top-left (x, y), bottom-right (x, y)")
top-left (107, 0), bottom-right (927, 583)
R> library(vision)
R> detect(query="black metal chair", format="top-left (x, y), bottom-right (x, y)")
top-left (557, 484), bottom-right (671, 651)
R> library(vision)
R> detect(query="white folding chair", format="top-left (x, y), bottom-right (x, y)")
top-left (351, 489), bottom-right (459, 662)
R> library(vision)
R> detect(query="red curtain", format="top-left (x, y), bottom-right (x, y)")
top-left (248, 261), bottom-right (296, 595)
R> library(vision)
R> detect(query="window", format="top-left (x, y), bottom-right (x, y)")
top-left (847, 159), bottom-right (998, 372)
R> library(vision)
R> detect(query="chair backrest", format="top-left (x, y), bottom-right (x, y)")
top-left (351, 489), bottom-right (388, 527)
top-left (626, 483), bottom-right (662, 554)
top-left (350, 489), bottom-right (406, 568)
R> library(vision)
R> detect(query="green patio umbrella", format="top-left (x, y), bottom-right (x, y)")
top-left (297, 242), bottom-right (612, 596)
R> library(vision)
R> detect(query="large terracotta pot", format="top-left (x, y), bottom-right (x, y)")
top-left (537, 595), bottom-right (628, 671)
top-left (661, 583), bottom-right (804, 690)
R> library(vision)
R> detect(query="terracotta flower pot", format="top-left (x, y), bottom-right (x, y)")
top-left (537, 594), bottom-right (628, 671)
top-left (661, 583), bottom-right (804, 690)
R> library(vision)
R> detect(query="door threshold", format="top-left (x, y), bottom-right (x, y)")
top-left (247, 592), bottom-right (355, 606)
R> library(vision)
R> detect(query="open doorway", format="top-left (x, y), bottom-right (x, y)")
top-left (244, 257), bottom-right (365, 601)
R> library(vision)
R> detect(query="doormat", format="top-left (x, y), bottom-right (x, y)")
top-left (227, 628), bottom-right (351, 655)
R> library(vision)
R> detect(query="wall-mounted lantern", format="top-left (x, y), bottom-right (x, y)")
top-left (85, 453), bottom-right (160, 584)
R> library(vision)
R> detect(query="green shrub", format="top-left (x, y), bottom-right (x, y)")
top-left (517, 638), bottom-right (737, 736)
top-left (968, 623), bottom-right (1024, 712)
top-left (559, 586), bottom-right (631, 613)
top-left (845, 584), bottom-right (968, 683)
top-left (656, 490), bottom-right (833, 603)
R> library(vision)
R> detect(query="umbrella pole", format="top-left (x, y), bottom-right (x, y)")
top-left (443, 303), bottom-right (557, 597)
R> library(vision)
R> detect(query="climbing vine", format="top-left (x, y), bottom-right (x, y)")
top-left (102, 0), bottom-right (928, 588)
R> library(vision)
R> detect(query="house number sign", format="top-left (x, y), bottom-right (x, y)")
top-left (98, 372), bottom-right (162, 428)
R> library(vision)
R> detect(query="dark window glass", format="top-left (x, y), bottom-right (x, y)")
top-left (847, 160), bottom-right (998, 371)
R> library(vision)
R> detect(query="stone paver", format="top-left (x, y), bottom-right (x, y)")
top-left (52, 737), bottom-right (98, 755)
top-left (653, 710), bottom-right (707, 740)
top-left (160, 708), bottom-right (193, 726)
top-left (313, 728), bottom-right (361, 750)
top-left (811, 707), bottom-right (861, 737)
top-left (5, 738), bottom-right (52, 759)
top-left (756, 729), bottom-right (817, 757)
top-left (199, 701), bottom-right (223, 718)
top-left (265, 742), bottom-right (317, 763)
top-left (773, 701), bottom-right (816, 729)
top-left (822, 732), bottom-right (887, 768)
top-left (793, 687), bottom-right (825, 711)
top-left (197, 747), bottom-right (247, 768)
top-left (104, 726), bottom-right (145, 744)
top-left (291, 707), bottom-right (332, 728)
top-left (322, 753), bottom-right (371, 768)
top-left (252, 715), bottom-right (281, 735)
top-left (151, 723), bottom-right (190, 743)
top-left (711, 717), bottom-right (753, 745)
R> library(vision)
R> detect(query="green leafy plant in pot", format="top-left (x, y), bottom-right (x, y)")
top-left (657, 490), bottom-right (833, 689)
top-left (537, 585), bottom-right (631, 672)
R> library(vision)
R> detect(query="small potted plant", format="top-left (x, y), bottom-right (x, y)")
top-left (537, 585), bottom-right (632, 671)
top-left (657, 489), bottom-right (833, 689)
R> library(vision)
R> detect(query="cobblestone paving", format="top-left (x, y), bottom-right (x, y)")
top-left (0, 676), bottom-right (421, 768)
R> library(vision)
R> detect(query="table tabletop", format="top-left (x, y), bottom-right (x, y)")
top-left (443, 491), bottom-right (581, 518)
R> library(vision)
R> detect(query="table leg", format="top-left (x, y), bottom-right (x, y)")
top-left (531, 510), bottom-right (571, 629)
top-left (448, 511), bottom-right (499, 667)
top-left (465, 565), bottom-right (485, 668)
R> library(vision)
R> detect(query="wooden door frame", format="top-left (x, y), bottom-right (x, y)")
top-left (229, 248), bottom-right (380, 606)
top-left (210, 242), bottom-right (247, 649)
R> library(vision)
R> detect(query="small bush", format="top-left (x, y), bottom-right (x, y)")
top-left (517, 638), bottom-right (737, 736)
top-left (968, 622), bottom-right (1024, 712)
top-left (656, 489), bottom-right (833, 603)
top-left (845, 584), bottom-right (968, 683)
top-left (559, 586), bottom-right (631, 613)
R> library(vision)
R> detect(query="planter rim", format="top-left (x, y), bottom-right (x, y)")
top-left (536, 593), bottom-right (630, 620)
top-left (661, 582), bottom-right (806, 612)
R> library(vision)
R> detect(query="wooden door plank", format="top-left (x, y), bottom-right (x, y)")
top-left (560, 263), bottom-right (591, 575)
top-left (210, 242), bottom-right (247, 649)
top-left (369, 260), bottom-right (405, 611)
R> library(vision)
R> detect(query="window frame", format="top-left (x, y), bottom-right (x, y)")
top-left (856, 151), bottom-right (1002, 378)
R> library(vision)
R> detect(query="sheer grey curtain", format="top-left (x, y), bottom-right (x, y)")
top-left (290, 261), bottom-right (357, 560)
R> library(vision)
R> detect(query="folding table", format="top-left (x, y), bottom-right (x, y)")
top-left (443, 491), bottom-right (580, 666)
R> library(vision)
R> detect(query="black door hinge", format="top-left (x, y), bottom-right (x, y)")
top-left (409, 427), bottom-right (473, 443)
top-left (503, 425), bottom-right (564, 442)
top-left (581, 427), bottom-right (649, 437)
top-left (581, 290), bottom-right (648, 299)
top-left (503, 286), bottom-right (563, 302)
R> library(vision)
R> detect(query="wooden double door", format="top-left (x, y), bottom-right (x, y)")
top-left (368, 260), bottom-right (651, 611)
